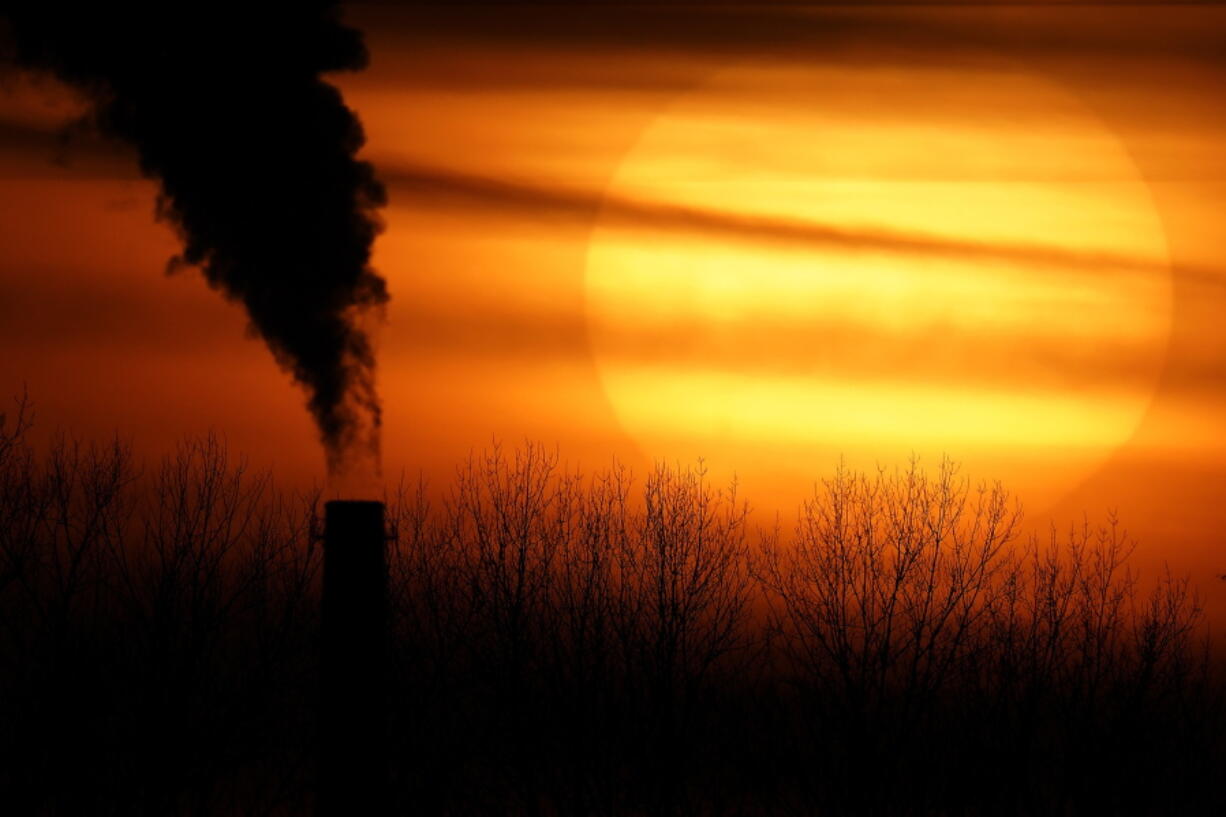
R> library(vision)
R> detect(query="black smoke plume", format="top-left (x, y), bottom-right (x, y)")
top-left (0, 2), bottom-right (388, 474)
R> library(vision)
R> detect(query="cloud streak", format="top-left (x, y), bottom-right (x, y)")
top-left (365, 3), bottom-right (1226, 76)
top-left (3, 113), bottom-right (1214, 291)
top-left (385, 162), bottom-right (1207, 284)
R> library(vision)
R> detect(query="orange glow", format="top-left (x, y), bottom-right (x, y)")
top-left (3, 4), bottom-right (1226, 620)
top-left (586, 63), bottom-right (1171, 511)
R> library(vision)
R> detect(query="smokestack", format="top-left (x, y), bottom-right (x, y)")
top-left (319, 499), bottom-right (389, 816)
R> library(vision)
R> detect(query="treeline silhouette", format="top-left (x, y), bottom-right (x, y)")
top-left (1, 395), bottom-right (1222, 816)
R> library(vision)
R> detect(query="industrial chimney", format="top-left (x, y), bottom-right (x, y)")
top-left (318, 500), bottom-right (389, 816)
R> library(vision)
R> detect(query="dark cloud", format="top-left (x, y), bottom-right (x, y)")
top-left (355, 2), bottom-right (1226, 74)
top-left (0, 2), bottom-right (388, 474)
top-left (384, 161), bottom-right (1206, 284)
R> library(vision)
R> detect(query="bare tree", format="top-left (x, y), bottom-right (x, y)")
top-left (0, 413), bottom-right (1220, 816)
top-left (754, 458), bottom-right (1215, 815)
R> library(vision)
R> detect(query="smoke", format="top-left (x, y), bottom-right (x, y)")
top-left (0, 2), bottom-right (388, 475)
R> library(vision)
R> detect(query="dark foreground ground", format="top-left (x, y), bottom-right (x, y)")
top-left (1, 411), bottom-right (1223, 815)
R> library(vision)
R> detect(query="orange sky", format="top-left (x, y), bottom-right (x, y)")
top-left (3, 3), bottom-right (1226, 615)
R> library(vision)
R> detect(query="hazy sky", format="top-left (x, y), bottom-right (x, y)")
top-left (3, 3), bottom-right (1226, 610)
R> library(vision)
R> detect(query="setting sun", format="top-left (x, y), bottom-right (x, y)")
top-left (587, 62), bottom-right (1171, 508)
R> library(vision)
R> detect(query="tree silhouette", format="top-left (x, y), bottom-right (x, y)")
top-left (0, 394), bottom-right (1222, 815)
